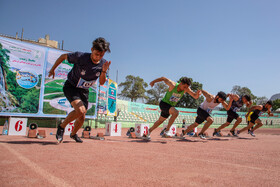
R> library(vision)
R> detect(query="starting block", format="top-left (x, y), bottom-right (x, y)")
top-left (38, 130), bottom-right (46, 138)
top-left (126, 128), bottom-right (150, 140)
top-left (28, 129), bottom-right (37, 138)
top-left (82, 131), bottom-right (90, 138)
top-left (90, 133), bottom-right (105, 140)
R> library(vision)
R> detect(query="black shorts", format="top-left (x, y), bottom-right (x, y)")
top-left (226, 109), bottom-right (239, 123)
top-left (195, 107), bottom-right (210, 124)
top-left (63, 80), bottom-right (89, 109)
top-left (159, 100), bottom-right (172, 118)
top-left (249, 112), bottom-right (259, 124)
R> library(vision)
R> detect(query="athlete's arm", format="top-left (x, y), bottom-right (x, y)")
top-left (48, 54), bottom-right (68, 78)
top-left (185, 87), bottom-right (202, 99)
top-left (267, 109), bottom-right (273, 116)
top-left (150, 77), bottom-right (175, 91)
top-left (245, 105), bottom-right (263, 117)
top-left (221, 96), bottom-right (234, 111)
top-left (99, 61), bottom-right (111, 85)
top-left (201, 90), bottom-right (214, 102)
top-left (228, 94), bottom-right (239, 101)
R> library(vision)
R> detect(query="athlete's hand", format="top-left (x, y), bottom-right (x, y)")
top-left (196, 90), bottom-right (202, 97)
top-left (48, 69), bottom-right (55, 79)
top-left (102, 61), bottom-right (111, 72)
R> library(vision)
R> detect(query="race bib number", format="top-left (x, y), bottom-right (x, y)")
top-left (169, 96), bottom-right (180, 102)
top-left (233, 107), bottom-right (240, 112)
top-left (76, 78), bottom-right (96, 89)
top-left (206, 108), bottom-right (212, 114)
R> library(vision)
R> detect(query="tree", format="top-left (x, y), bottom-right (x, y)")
top-left (272, 99), bottom-right (280, 112)
top-left (146, 82), bottom-right (168, 105)
top-left (119, 75), bottom-right (148, 102)
top-left (255, 96), bottom-right (268, 105)
top-left (176, 78), bottom-right (204, 108)
top-left (231, 85), bottom-right (256, 100)
top-left (0, 42), bottom-right (10, 90)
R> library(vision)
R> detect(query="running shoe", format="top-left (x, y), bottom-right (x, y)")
top-left (213, 129), bottom-right (221, 137)
top-left (230, 130), bottom-right (238, 137)
top-left (160, 128), bottom-right (167, 136)
top-left (198, 133), bottom-right (206, 139)
top-left (56, 125), bottom-right (64, 143)
top-left (70, 134), bottom-right (83, 143)
top-left (248, 130), bottom-right (255, 137)
top-left (163, 130), bottom-right (172, 137)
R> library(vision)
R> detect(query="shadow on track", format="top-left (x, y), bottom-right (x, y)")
top-left (0, 140), bottom-right (58, 146)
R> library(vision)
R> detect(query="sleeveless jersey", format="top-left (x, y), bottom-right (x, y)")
top-left (230, 97), bottom-right (244, 112)
top-left (162, 83), bottom-right (184, 107)
top-left (200, 96), bottom-right (220, 114)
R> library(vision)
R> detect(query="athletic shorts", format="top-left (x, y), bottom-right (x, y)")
top-left (226, 109), bottom-right (239, 123)
top-left (248, 112), bottom-right (259, 124)
top-left (195, 107), bottom-right (210, 124)
top-left (63, 80), bottom-right (89, 109)
top-left (159, 100), bottom-right (172, 118)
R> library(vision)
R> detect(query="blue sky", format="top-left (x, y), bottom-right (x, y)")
top-left (1, 0), bottom-right (279, 99)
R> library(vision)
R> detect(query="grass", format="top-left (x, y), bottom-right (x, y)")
top-left (43, 102), bottom-right (67, 115)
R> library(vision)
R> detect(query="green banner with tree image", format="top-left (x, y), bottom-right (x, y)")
top-left (0, 36), bottom-right (97, 118)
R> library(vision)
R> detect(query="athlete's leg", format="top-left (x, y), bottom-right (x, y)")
top-left (165, 107), bottom-right (179, 131)
top-left (199, 116), bottom-right (214, 134)
top-left (230, 117), bottom-right (242, 131)
top-left (183, 122), bottom-right (199, 135)
top-left (216, 122), bottom-right (230, 132)
top-left (71, 113), bottom-right (86, 135)
top-left (239, 121), bottom-right (255, 133)
top-left (149, 116), bottom-right (167, 133)
top-left (251, 119), bottom-right (263, 132)
top-left (60, 100), bottom-right (87, 128)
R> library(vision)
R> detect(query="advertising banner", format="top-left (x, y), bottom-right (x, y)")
top-left (107, 79), bottom-right (117, 116)
top-left (98, 79), bottom-right (108, 114)
top-left (0, 36), bottom-right (98, 118)
top-left (0, 37), bottom-right (45, 114)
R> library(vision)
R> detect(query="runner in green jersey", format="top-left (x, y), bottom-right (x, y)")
top-left (145, 77), bottom-right (201, 138)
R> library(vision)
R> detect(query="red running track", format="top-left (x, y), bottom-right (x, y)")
top-left (0, 127), bottom-right (280, 187)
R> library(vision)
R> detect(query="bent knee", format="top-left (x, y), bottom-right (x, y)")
top-left (173, 110), bottom-right (179, 117)
top-left (207, 117), bottom-right (214, 123)
top-left (76, 108), bottom-right (87, 116)
top-left (237, 117), bottom-right (242, 123)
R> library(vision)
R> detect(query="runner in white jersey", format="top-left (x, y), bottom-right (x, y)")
top-left (181, 90), bottom-right (233, 139)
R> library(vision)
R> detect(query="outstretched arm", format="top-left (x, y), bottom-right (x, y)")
top-left (185, 87), bottom-right (202, 99)
top-left (245, 105), bottom-right (263, 117)
top-left (150, 77), bottom-right (176, 91)
top-left (201, 90), bottom-right (215, 102)
top-left (267, 108), bottom-right (273, 116)
top-left (48, 54), bottom-right (68, 79)
top-left (221, 96), bottom-right (234, 111)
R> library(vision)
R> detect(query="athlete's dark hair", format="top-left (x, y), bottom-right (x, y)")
top-left (217, 91), bottom-right (227, 101)
top-left (179, 77), bottom-right (191, 86)
top-left (92, 37), bottom-right (111, 53)
top-left (243, 95), bottom-right (251, 102)
top-left (266, 100), bottom-right (273, 106)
